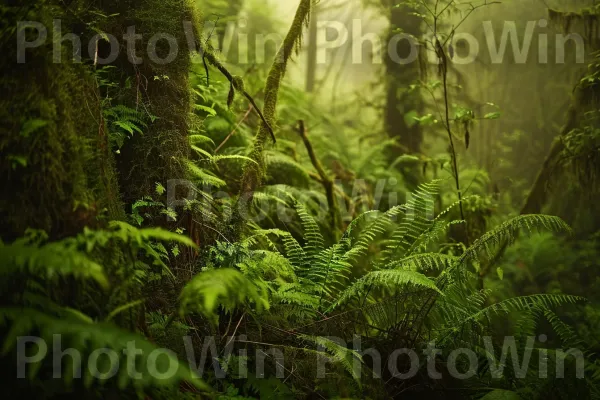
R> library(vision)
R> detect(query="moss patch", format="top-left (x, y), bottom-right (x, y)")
top-left (0, 2), bottom-right (123, 239)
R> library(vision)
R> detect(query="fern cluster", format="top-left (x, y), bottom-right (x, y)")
top-left (0, 222), bottom-right (211, 397)
top-left (168, 180), bottom-right (591, 398)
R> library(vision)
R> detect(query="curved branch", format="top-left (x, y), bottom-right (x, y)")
top-left (203, 51), bottom-right (276, 143)
top-left (297, 120), bottom-right (342, 235)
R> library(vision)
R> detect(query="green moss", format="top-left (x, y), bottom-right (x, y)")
top-left (0, 2), bottom-right (123, 239)
top-left (229, 0), bottom-right (312, 239)
top-left (548, 7), bottom-right (600, 45)
top-left (238, 0), bottom-right (312, 195)
top-left (99, 0), bottom-right (203, 203)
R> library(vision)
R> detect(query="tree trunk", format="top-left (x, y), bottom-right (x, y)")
top-left (384, 4), bottom-right (424, 154)
top-left (305, 2), bottom-right (319, 93)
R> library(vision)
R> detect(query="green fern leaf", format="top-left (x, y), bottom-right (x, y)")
top-left (0, 308), bottom-right (211, 393)
top-left (0, 239), bottom-right (108, 288)
top-left (334, 269), bottom-right (442, 308)
top-left (179, 268), bottom-right (270, 324)
top-left (460, 215), bottom-right (572, 264)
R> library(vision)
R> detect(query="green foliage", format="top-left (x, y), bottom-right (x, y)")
top-left (480, 390), bottom-right (522, 400)
top-left (298, 335), bottom-right (363, 383)
top-left (179, 268), bottom-right (270, 324)
top-left (165, 179), bottom-right (588, 397)
top-left (0, 220), bottom-right (206, 396)
top-left (103, 105), bottom-right (152, 151)
top-left (0, 230), bottom-right (108, 288)
top-left (460, 215), bottom-right (572, 264)
top-left (4, 1), bottom-right (599, 399)
top-left (0, 308), bottom-right (210, 394)
top-left (333, 268), bottom-right (443, 307)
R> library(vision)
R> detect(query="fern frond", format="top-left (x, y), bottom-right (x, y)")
top-left (106, 221), bottom-right (197, 249)
top-left (238, 250), bottom-right (297, 284)
top-left (191, 145), bottom-right (213, 159)
top-left (341, 210), bottom-right (381, 244)
top-left (280, 232), bottom-right (307, 269)
top-left (295, 202), bottom-right (324, 262)
top-left (0, 239), bottom-right (108, 288)
top-left (179, 268), bottom-right (270, 324)
top-left (334, 269), bottom-right (442, 308)
top-left (344, 206), bottom-right (405, 262)
top-left (297, 335), bottom-right (363, 383)
top-left (189, 134), bottom-right (216, 147)
top-left (544, 310), bottom-right (586, 349)
top-left (242, 229), bottom-right (288, 251)
top-left (273, 288), bottom-right (319, 309)
top-left (184, 159), bottom-right (227, 187)
top-left (252, 192), bottom-right (289, 207)
top-left (386, 253), bottom-right (457, 272)
top-left (265, 151), bottom-right (311, 185)
top-left (305, 245), bottom-right (353, 303)
top-left (410, 220), bottom-right (465, 254)
top-left (72, 222), bottom-right (197, 281)
top-left (213, 154), bottom-right (258, 165)
top-left (104, 104), bottom-right (149, 149)
top-left (0, 308), bottom-right (211, 392)
top-left (460, 215), bottom-right (572, 264)
top-left (380, 180), bottom-right (440, 263)
top-left (463, 294), bottom-right (585, 325)
top-left (513, 307), bottom-right (542, 340)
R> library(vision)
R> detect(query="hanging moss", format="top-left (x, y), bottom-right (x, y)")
top-left (548, 7), bottom-right (600, 47)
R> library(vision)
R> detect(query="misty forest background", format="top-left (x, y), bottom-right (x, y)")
top-left (1, 0), bottom-right (600, 399)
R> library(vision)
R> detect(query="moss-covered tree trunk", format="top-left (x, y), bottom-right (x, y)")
top-left (98, 0), bottom-right (202, 205)
top-left (0, 0), bottom-right (202, 240)
top-left (0, 1), bottom-right (124, 240)
top-left (522, 8), bottom-right (600, 225)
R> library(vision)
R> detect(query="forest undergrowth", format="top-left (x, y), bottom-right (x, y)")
top-left (1, 0), bottom-right (600, 399)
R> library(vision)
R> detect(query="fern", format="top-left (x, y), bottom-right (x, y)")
top-left (333, 269), bottom-right (442, 309)
top-left (345, 204), bottom-right (406, 262)
top-left (130, 196), bottom-right (165, 226)
top-left (307, 245), bottom-right (353, 303)
top-left (273, 286), bottom-right (320, 311)
top-left (213, 154), bottom-right (257, 165)
top-left (280, 231), bottom-right (307, 268)
top-left (0, 308), bottom-right (211, 393)
top-left (459, 215), bottom-right (572, 264)
top-left (297, 335), bottom-right (363, 383)
top-left (544, 310), bottom-right (587, 349)
top-left (385, 253), bottom-right (458, 272)
top-left (103, 105), bottom-right (151, 150)
top-left (190, 133), bottom-right (257, 167)
top-left (179, 268), bottom-right (270, 324)
top-left (264, 151), bottom-right (312, 186)
top-left (104, 221), bottom-right (197, 249)
top-left (242, 228), bottom-right (289, 251)
top-left (184, 159), bottom-right (227, 187)
top-left (454, 294), bottom-right (585, 328)
top-left (295, 202), bottom-right (325, 264)
top-left (379, 180), bottom-right (440, 263)
top-left (0, 237), bottom-right (108, 288)
top-left (189, 133), bottom-right (216, 147)
top-left (78, 221), bottom-right (197, 281)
